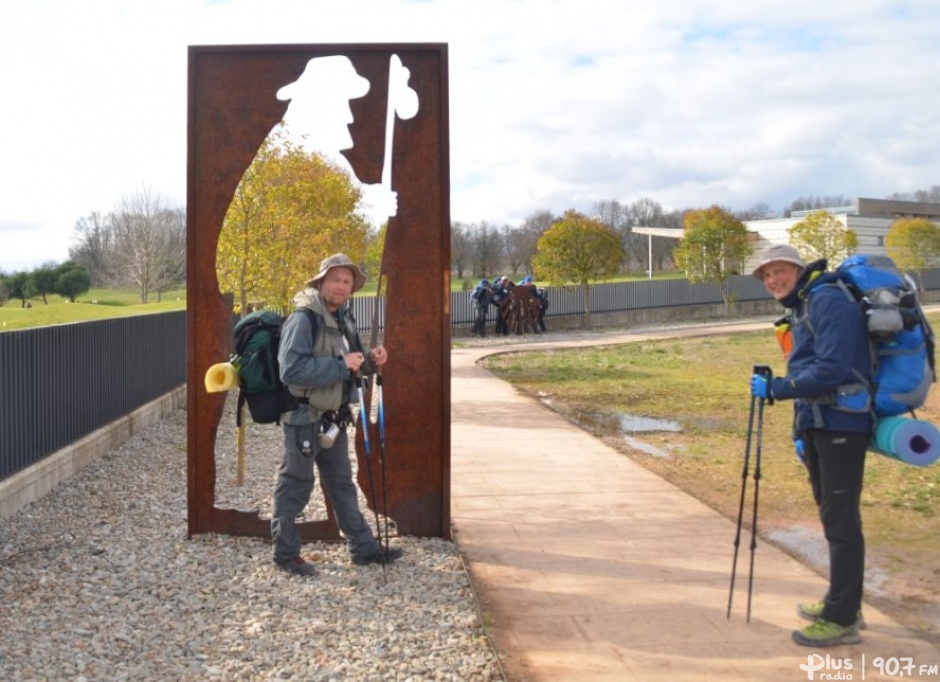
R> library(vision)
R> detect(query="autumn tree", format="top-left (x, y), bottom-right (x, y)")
top-left (363, 223), bottom-right (387, 290)
top-left (216, 125), bottom-right (369, 314)
top-left (787, 210), bottom-right (858, 266)
top-left (673, 205), bottom-right (751, 311)
top-left (885, 217), bottom-right (940, 288)
top-left (532, 210), bottom-right (623, 327)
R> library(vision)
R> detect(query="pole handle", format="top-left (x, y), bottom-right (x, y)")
top-left (753, 364), bottom-right (774, 405)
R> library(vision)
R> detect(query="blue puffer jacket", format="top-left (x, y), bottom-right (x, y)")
top-left (770, 261), bottom-right (874, 436)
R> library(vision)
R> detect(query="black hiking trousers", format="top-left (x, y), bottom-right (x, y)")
top-left (801, 429), bottom-right (869, 627)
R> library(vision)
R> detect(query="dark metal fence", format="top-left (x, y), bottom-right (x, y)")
top-left (4, 267), bottom-right (939, 484)
top-left (0, 312), bottom-right (186, 480)
top-left (441, 268), bottom-right (940, 331)
top-left (441, 273), bottom-right (775, 332)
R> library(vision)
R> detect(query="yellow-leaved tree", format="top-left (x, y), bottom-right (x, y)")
top-left (216, 125), bottom-right (370, 314)
top-left (532, 210), bottom-right (623, 327)
top-left (787, 210), bottom-right (858, 267)
top-left (885, 217), bottom-right (940, 289)
top-left (673, 205), bottom-right (751, 313)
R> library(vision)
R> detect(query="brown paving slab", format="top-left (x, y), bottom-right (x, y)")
top-left (451, 324), bottom-right (940, 681)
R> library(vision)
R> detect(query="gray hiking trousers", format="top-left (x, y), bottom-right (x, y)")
top-left (271, 421), bottom-right (379, 563)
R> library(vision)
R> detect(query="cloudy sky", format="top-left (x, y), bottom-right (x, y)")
top-left (2, 0), bottom-right (939, 272)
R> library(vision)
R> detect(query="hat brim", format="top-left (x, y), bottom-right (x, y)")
top-left (306, 264), bottom-right (367, 292)
top-left (752, 257), bottom-right (805, 279)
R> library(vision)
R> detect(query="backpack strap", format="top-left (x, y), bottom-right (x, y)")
top-left (800, 280), bottom-right (876, 427)
top-left (294, 307), bottom-right (321, 346)
top-left (236, 390), bottom-right (246, 427)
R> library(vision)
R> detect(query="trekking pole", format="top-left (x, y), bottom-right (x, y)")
top-left (727, 390), bottom-right (757, 619)
top-left (745, 365), bottom-right (773, 622)
top-left (368, 269), bottom-right (385, 426)
top-left (376, 369), bottom-right (390, 561)
top-left (367, 248), bottom-right (391, 560)
top-left (356, 373), bottom-right (385, 576)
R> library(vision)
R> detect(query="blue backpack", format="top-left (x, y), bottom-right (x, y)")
top-left (832, 254), bottom-right (936, 417)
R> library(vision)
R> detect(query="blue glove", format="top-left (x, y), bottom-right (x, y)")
top-left (794, 438), bottom-right (805, 464)
top-left (750, 374), bottom-right (771, 399)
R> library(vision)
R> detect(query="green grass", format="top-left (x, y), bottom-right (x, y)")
top-left (0, 288), bottom-right (186, 331)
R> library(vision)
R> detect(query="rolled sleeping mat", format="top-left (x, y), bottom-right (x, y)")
top-left (870, 416), bottom-right (940, 467)
top-left (204, 362), bottom-right (239, 393)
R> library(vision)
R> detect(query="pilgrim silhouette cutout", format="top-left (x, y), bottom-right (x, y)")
top-left (275, 54), bottom-right (419, 226)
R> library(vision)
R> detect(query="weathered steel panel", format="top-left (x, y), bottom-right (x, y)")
top-left (186, 44), bottom-right (450, 541)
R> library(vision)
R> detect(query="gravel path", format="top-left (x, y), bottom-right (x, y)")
top-left (0, 398), bottom-right (502, 681)
top-left (0, 317), bottom-right (777, 681)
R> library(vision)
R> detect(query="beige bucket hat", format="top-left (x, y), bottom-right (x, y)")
top-left (752, 243), bottom-right (805, 279)
top-left (306, 253), bottom-right (367, 292)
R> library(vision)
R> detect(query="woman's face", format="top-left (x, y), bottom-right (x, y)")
top-left (759, 261), bottom-right (802, 300)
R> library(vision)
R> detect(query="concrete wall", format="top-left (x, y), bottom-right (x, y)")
top-left (0, 386), bottom-right (187, 519)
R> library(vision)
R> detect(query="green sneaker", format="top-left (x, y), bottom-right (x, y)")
top-left (797, 600), bottom-right (866, 629)
top-left (792, 619), bottom-right (861, 647)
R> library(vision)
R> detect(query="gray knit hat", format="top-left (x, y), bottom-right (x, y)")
top-left (752, 244), bottom-right (805, 279)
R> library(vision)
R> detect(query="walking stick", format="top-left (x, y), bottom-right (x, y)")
top-left (367, 223), bottom-right (390, 560)
top-left (746, 391), bottom-right (766, 623)
top-left (356, 373), bottom-right (385, 576)
top-left (727, 365), bottom-right (773, 622)
top-left (727, 392), bottom-right (757, 619)
top-left (376, 370), bottom-right (390, 561)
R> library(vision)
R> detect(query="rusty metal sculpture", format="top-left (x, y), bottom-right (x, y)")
top-left (502, 286), bottom-right (542, 335)
top-left (186, 44), bottom-right (451, 542)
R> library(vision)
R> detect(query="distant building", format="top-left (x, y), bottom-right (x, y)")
top-left (744, 197), bottom-right (940, 273)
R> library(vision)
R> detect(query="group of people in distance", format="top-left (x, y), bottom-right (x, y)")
top-left (470, 275), bottom-right (549, 337)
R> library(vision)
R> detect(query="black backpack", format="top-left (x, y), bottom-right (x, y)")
top-left (232, 308), bottom-right (319, 425)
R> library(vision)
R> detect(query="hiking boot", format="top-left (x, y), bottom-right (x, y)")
top-left (797, 600), bottom-right (866, 629)
top-left (275, 556), bottom-right (317, 577)
top-left (352, 547), bottom-right (403, 566)
top-left (792, 619), bottom-right (861, 647)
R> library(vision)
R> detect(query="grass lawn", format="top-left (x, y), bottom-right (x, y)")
top-left (482, 314), bottom-right (940, 644)
top-left (0, 288), bottom-right (186, 332)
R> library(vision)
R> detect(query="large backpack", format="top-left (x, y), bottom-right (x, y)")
top-left (232, 308), bottom-right (318, 425)
top-left (831, 254), bottom-right (936, 417)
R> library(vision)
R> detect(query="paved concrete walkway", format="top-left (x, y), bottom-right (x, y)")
top-left (450, 321), bottom-right (940, 681)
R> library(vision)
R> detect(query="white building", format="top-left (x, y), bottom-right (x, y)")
top-left (743, 197), bottom-right (940, 273)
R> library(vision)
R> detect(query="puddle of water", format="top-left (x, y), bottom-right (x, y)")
top-left (538, 402), bottom-right (682, 458)
top-left (623, 435), bottom-right (671, 458)
top-left (766, 525), bottom-right (892, 598)
top-left (766, 526), bottom-right (828, 572)
top-left (564, 409), bottom-right (681, 435)
top-left (619, 414), bottom-right (682, 433)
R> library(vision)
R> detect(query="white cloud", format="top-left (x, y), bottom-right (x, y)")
top-left (2, 0), bottom-right (940, 271)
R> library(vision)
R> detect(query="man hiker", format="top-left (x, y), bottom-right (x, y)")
top-left (272, 253), bottom-right (402, 576)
